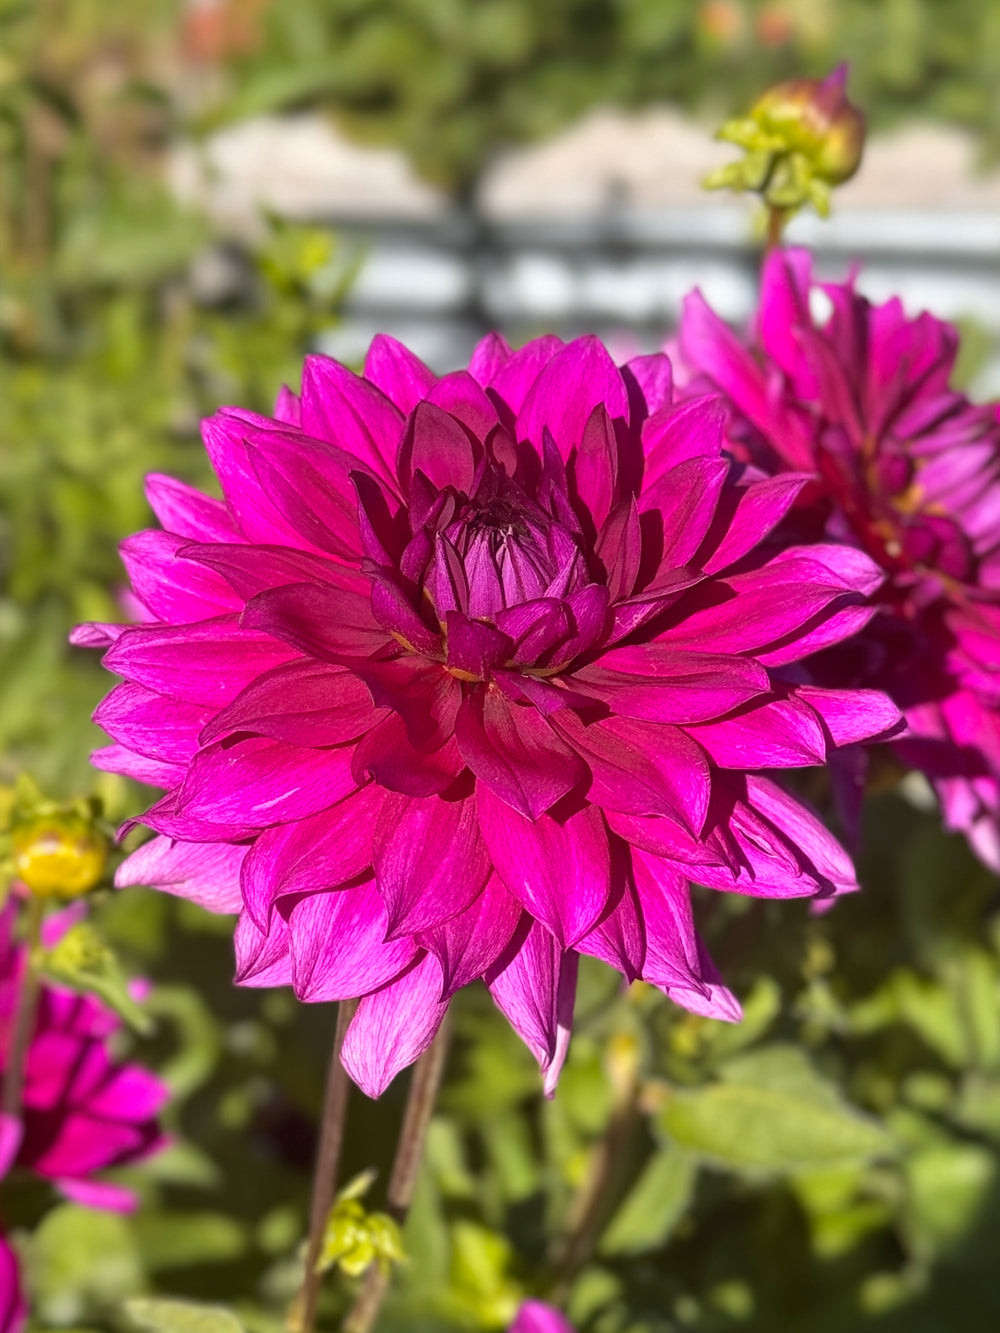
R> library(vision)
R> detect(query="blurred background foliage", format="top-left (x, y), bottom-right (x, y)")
top-left (3, 1), bottom-right (1000, 1331)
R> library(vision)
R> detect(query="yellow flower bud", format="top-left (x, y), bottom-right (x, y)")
top-left (11, 810), bottom-right (109, 899)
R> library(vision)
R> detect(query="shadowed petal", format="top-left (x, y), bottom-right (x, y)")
top-left (115, 836), bottom-right (245, 913)
top-left (486, 919), bottom-right (578, 1096)
top-left (477, 787), bottom-right (612, 946)
top-left (286, 883), bottom-right (417, 1001)
top-left (416, 874), bottom-right (522, 997)
top-left (341, 953), bottom-right (449, 1098)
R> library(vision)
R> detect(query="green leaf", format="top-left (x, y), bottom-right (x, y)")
top-left (600, 1145), bottom-right (697, 1256)
top-left (659, 1045), bottom-right (894, 1172)
top-left (904, 1143), bottom-right (999, 1260)
top-left (125, 1299), bottom-right (246, 1333)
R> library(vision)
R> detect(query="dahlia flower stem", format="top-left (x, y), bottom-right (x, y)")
top-left (765, 204), bottom-right (787, 254)
top-left (1, 895), bottom-right (45, 1122)
top-left (342, 1015), bottom-right (452, 1333)
top-left (545, 1037), bottom-right (641, 1301)
top-left (296, 997), bottom-right (358, 1333)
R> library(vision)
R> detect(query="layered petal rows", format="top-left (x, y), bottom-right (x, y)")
top-left (81, 332), bottom-right (900, 1096)
top-left (681, 250), bottom-right (1000, 868)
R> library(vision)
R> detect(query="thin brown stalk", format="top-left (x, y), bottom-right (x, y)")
top-left (293, 997), bottom-right (357, 1333)
top-left (342, 1017), bottom-right (451, 1333)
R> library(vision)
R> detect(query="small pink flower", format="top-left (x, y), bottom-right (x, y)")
top-left (680, 248), bottom-right (1000, 866)
top-left (0, 904), bottom-right (168, 1212)
top-left (510, 1300), bottom-right (575, 1333)
top-left (80, 333), bottom-right (899, 1096)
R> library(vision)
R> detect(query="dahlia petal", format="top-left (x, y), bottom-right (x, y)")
top-left (145, 473), bottom-right (241, 542)
top-left (641, 457), bottom-right (729, 570)
top-left (239, 785), bottom-right (383, 929)
top-left (352, 712), bottom-right (465, 796)
top-left (56, 1178), bottom-right (140, 1213)
top-left (399, 401), bottom-right (478, 493)
top-left (757, 247), bottom-right (818, 395)
top-left (468, 331), bottom-right (514, 386)
top-left (179, 541), bottom-right (369, 599)
top-left (95, 683), bottom-right (211, 763)
top-left (486, 918), bottom-right (578, 1096)
top-left (572, 403), bottom-right (619, 529)
top-left (744, 774), bottom-right (858, 895)
top-left (0, 1112), bottom-right (24, 1176)
top-left (137, 788), bottom-right (260, 844)
top-left (416, 874), bottom-right (522, 998)
top-left (797, 685), bottom-right (903, 747)
top-left (445, 612), bottom-right (513, 677)
top-left (273, 384), bottom-right (301, 425)
top-left (456, 689), bottom-right (588, 820)
top-left (175, 735), bottom-right (357, 829)
top-left (286, 883), bottom-right (417, 1001)
top-left (575, 867), bottom-right (646, 983)
top-left (299, 353), bottom-right (403, 487)
top-left (558, 584), bottom-right (612, 662)
top-left (595, 496), bottom-right (642, 602)
top-left (70, 621), bottom-right (126, 648)
top-left (641, 394), bottom-right (726, 480)
top-left (369, 570), bottom-right (442, 655)
top-left (573, 646), bottom-right (769, 723)
top-left (477, 787), bottom-right (612, 946)
top-left (84, 1064), bottom-right (169, 1121)
top-left (755, 603), bottom-right (876, 667)
top-left (488, 335), bottom-right (563, 415)
top-left (27, 1112), bottom-right (151, 1179)
top-left (691, 695), bottom-right (829, 768)
top-left (665, 566), bottom-right (868, 656)
top-left (115, 835), bottom-right (246, 913)
top-left (516, 336), bottom-right (629, 459)
top-left (374, 791), bottom-right (491, 937)
top-left (510, 1301), bottom-right (576, 1333)
top-left (427, 370), bottom-right (500, 438)
top-left (702, 474), bottom-right (810, 574)
top-left (91, 744), bottom-right (185, 788)
top-left (234, 909), bottom-right (293, 987)
top-left (631, 850), bottom-right (740, 1019)
top-left (242, 582), bottom-right (391, 662)
top-left (351, 656), bottom-right (460, 751)
top-left (120, 530), bottom-right (239, 622)
top-left (496, 599), bottom-right (571, 664)
top-left (199, 659), bottom-right (377, 748)
top-left (555, 712), bottom-right (710, 833)
top-left (104, 616), bottom-right (299, 708)
top-left (624, 352), bottom-right (674, 418)
top-left (202, 409), bottom-right (318, 548)
top-left (363, 333), bottom-right (437, 413)
top-left (243, 429), bottom-right (367, 561)
top-left (341, 953), bottom-right (449, 1099)
top-left (768, 544), bottom-right (884, 599)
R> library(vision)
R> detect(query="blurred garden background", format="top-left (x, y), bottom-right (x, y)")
top-left (4, 2), bottom-right (1000, 1330)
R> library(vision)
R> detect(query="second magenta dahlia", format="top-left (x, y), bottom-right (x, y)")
top-left (77, 333), bottom-right (900, 1096)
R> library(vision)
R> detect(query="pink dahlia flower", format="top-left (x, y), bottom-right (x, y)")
top-left (0, 1234), bottom-right (25, 1333)
top-left (78, 333), bottom-right (899, 1096)
top-left (509, 1300), bottom-right (575, 1333)
top-left (680, 248), bottom-right (1000, 868)
top-left (0, 904), bottom-right (168, 1212)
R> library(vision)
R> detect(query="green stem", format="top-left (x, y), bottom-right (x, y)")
top-left (545, 1043), bottom-right (641, 1303)
top-left (342, 1017), bottom-right (451, 1333)
top-left (2, 895), bottom-right (46, 1122)
top-left (295, 998), bottom-right (357, 1333)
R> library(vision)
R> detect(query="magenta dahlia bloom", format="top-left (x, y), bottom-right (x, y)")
top-left (78, 332), bottom-right (899, 1096)
top-left (0, 1235), bottom-right (25, 1333)
top-left (509, 1301), bottom-right (575, 1333)
top-left (0, 904), bottom-right (168, 1211)
top-left (680, 248), bottom-right (1000, 867)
